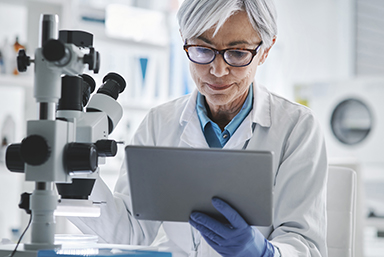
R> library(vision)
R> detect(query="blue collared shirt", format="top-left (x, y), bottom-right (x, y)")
top-left (196, 85), bottom-right (253, 148)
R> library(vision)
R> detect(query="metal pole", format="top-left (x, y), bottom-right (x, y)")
top-left (24, 14), bottom-right (60, 251)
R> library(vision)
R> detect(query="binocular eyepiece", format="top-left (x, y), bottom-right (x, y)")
top-left (58, 72), bottom-right (126, 111)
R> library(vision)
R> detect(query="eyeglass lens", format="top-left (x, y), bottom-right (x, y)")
top-left (188, 47), bottom-right (215, 64)
top-left (187, 47), bottom-right (253, 66)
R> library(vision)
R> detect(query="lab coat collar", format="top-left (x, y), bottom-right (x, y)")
top-left (251, 82), bottom-right (272, 128)
top-left (180, 89), bottom-right (199, 126)
top-left (179, 90), bottom-right (209, 148)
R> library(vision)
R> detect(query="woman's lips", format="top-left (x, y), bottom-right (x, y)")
top-left (207, 83), bottom-right (232, 90)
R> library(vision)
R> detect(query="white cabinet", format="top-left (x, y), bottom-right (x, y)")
top-left (0, 77), bottom-right (29, 241)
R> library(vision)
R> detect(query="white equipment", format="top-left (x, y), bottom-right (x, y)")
top-left (2, 14), bottom-right (126, 252)
top-left (304, 77), bottom-right (384, 166)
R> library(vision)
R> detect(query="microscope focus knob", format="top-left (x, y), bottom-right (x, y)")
top-left (83, 47), bottom-right (100, 73)
top-left (5, 143), bottom-right (25, 172)
top-left (65, 143), bottom-right (98, 173)
top-left (17, 49), bottom-right (31, 72)
top-left (42, 39), bottom-right (66, 62)
top-left (95, 139), bottom-right (118, 157)
top-left (20, 135), bottom-right (50, 166)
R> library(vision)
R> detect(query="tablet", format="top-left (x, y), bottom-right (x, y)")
top-left (125, 145), bottom-right (274, 226)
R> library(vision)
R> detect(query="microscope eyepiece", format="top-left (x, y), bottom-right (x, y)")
top-left (81, 74), bottom-right (96, 93)
top-left (97, 72), bottom-right (126, 100)
top-left (80, 74), bottom-right (96, 106)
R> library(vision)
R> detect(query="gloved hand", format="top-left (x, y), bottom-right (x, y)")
top-left (189, 197), bottom-right (275, 257)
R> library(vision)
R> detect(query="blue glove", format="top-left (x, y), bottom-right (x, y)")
top-left (189, 198), bottom-right (275, 257)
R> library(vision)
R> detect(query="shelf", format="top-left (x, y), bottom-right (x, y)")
top-left (0, 74), bottom-right (33, 88)
top-left (0, 0), bottom-right (68, 4)
top-left (366, 217), bottom-right (384, 230)
top-left (76, 20), bottom-right (169, 51)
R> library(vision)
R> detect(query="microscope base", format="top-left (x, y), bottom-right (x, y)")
top-left (0, 244), bottom-right (38, 257)
top-left (24, 243), bottom-right (61, 251)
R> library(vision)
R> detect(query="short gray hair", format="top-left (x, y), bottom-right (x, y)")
top-left (177, 0), bottom-right (277, 49)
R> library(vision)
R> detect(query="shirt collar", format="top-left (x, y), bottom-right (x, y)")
top-left (196, 93), bottom-right (211, 130)
top-left (226, 85), bottom-right (253, 135)
top-left (196, 85), bottom-right (253, 135)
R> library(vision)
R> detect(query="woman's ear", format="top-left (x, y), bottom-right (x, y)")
top-left (259, 36), bottom-right (276, 66)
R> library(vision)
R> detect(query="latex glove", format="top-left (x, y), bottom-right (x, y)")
top-left (189, 197), bottom-right (275, 257)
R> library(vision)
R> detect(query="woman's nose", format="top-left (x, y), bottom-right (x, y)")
top-left (209, 54), bottom-right (229, 77)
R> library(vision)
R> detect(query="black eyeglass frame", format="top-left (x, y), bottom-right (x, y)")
top-left (183, 40), bottom-right (263, 67)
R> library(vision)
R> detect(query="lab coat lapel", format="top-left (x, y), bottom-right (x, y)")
top-left (251, 82), bottom-right (271, 127)
top-left (224, 82), bottom-right (272, 149)
top-left (223, 115), bottom-right (254, 149)
top-left (178, 90), bottom-right (209, 148)
top-left (179, 114), bottom-right (208, 148)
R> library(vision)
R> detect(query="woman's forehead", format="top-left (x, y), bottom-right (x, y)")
top-left (195, 12), bottom-right (261, 46)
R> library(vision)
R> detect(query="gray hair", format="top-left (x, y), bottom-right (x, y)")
top-left (177, 0), bottom-right (277, 49)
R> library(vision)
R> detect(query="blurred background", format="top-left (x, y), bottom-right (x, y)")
top-left (0, 0), bottom-right (383, 256)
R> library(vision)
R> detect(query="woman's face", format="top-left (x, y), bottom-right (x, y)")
top-left (187, 11), bottom-right (274, 112)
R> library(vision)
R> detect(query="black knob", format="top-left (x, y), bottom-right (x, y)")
top-left (94, 51), bottom-right (100, 74)
top-left (42, 39), bottom-right (66, 62)
top-left (17, 49), bottom-right (31, 72)
top-left (65, 143), bottom-right (98, 173)
top-left (20, 135), bottom-right (50, 166)
top-left (19, 192), bottom-right (32, 214)
top-left (83, 47), bottom-right (100, 73)
top-left (5, 144), bottom-right (25, 173)
top-left (95, 139), bottom-right (117, 157)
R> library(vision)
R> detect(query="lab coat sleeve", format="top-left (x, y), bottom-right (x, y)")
top-left (68, 112), bottom-right (161, 245)
top-left (269, 113), bottom-right (328, 257)
top-left (68, 165), bottom-right (161, 245)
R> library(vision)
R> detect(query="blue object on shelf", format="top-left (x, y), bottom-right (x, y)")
top-left (139, 57), bottom-right (148, 84)
top-left (38, 248), bottom-right (172, 257)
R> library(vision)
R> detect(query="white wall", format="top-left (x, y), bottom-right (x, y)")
top-left (0, 87), bottom-right (26, 241)
top-left (257, 0), bottom-right (355, 99)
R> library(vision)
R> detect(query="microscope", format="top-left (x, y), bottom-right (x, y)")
top-left (3, 14), bottom-right (126, 252)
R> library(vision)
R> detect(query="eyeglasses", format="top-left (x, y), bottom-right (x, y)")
top-left (183, 40), bottom-right (263, 67)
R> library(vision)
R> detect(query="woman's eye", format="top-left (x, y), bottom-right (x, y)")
top-left (195, 47), bottom-right (213, 56)
top-left (227, 50), bottom-right (248, 59)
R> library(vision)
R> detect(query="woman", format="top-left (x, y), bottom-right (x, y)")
top-left (71, 1), bottom-right (328, 256)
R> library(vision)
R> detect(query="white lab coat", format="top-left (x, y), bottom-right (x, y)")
top-left (70, 82), bottom-right (328, 257)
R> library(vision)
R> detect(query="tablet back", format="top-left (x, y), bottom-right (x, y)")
top-left (125, 145), bottom-right (274, 226)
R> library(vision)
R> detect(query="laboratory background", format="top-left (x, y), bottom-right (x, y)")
top-left (0, 0), bottom-right (383, 256)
